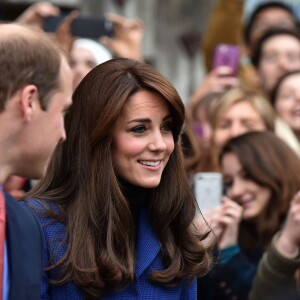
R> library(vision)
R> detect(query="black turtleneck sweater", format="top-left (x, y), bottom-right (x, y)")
top-left (119, 178), bottom-right (151, 231)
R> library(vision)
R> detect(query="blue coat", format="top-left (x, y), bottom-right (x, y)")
top-left (25, 199), bottom-right (196, 299)
top-left (6, 194), bottom-right (42, 300)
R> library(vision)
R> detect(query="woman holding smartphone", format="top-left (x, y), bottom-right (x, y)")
top-left (197, 131), bottom-right (300, 300)
top-left (22, 58), bottom-right (212, 299)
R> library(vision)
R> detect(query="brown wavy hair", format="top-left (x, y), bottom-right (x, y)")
top-left (219, 131), bottom-right (300, 250)
top-left (24, 58), bottom-right (212, 298)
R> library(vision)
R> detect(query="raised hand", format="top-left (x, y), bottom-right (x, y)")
top-left (54, 11), bottom-right (79, 53)
top-left (217, 196), bottom-right (243, 249)
top-left (187, 66), bottom-right (240, 117)
top-left (16, 1), bottom-right (60, 28)
top-left (276, 191), bottom-right (300, 258)
top-left (100, 13), bottom-right (144, 62)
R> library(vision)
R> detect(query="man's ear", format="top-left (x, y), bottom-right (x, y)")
top-left (19, 85), bottom-right (40, 122)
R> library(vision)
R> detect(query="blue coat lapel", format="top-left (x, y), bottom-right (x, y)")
top-left (135, 208), bottom-right (161, 277)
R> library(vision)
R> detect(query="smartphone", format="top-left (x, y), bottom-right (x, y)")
top-left (43, 15), bottom-right (114, 39)
top-left (213, 44), bottom-right (239, 76)
top-left (71, 16), bottom-right (114, 39)
top-left (193, 172), bottom-right (223, 214)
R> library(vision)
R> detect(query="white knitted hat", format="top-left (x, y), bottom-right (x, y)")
top-left (73, 38), bottom-right (112, 65)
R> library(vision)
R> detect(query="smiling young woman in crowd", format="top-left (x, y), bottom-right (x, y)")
top-left (194, 88), bottom-right (275, 172)
top-left (22, 58), bottom-right (213, 299)
top-left (210, 88), bottom-right (275, 153)
top-left (271, 70), bottom-right (300, 143)
top-left (197, 131), bottom-right (300, 300)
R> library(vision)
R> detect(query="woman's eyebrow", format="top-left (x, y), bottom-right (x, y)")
top-left (127, 114), bottom-right (172, 124)
top-left (163, 114), bottom-right (173, 121)
top-left (127, 118), bottom-right (151, 124)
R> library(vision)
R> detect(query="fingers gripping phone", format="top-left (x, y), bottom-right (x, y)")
top-left (193, 172), bottom-right (223, 214)
top-left (213, 44), bottom-right (239, 76)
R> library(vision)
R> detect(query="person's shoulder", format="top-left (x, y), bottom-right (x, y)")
top-left (5, 193), bottom-right (39, 222)
top-left (20, 197), bottom-right (59, 214)
top-left (22, 198), bottom-right (66, 235)
top-left (19, 198), bottom-right (61, 226)
top-left (20, 197), bottom-right (49, 210)
top-left (4, 193), bottom-right (43, 243)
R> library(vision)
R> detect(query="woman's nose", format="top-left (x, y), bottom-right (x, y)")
top-left (148, 132), bottom-right (168, 152)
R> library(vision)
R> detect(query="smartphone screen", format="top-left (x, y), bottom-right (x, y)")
top-left (71, 16), bottom-right (114, 39)
top-left (213, 44), bottom-right (239, 76)
top-left (193, 172), bottom-right (223, 214)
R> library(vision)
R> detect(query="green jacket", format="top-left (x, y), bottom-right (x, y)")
top-left (249, 233), bottom-right (300, 300)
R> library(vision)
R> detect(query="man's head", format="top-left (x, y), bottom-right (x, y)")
top-left (251, 28), bottom-right (300, 95)
top-left (244, 2), bottom-right (298, 52)
top-left (0, 24), bottom-right (73, 181)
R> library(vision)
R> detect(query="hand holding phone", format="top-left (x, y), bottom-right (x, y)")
top-left (43, 15), bottom-right (114, 39)
top-left (71, 16), bottom-right (114, 39)
top-left (217, 197), bottom-right (243, 249)
top-left (213, 44), bottom-right (239, 76)
top-left (100, 13), bottom-right (144, 62)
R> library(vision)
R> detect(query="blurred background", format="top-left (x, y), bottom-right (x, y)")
top-left (0, 0), bottom-right (299, 103)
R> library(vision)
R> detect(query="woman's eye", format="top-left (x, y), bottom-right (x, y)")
top-left (86, 60), bottom-right (97, 69)
top-left (161, 122), bottom-right (173, 132)
top-left (287, 53), bottom-right (300, 64)
top-left (263, 53), bottom-right (277, 63)
top-left (223, 180), bottom-right (233, 188)
top-left (131, 125), bottom-right (146, 134)
top-left (216, 121), bottom-right (230, 129)
top-left (243, 122), bottom-right (255, 130)
top-left (241, 170), bottom-right (250, 180)
top-left (279, 91), bottom-right (293, 100)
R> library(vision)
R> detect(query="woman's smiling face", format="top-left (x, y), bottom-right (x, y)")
top-left (111, 89), bottom-right (175, 188)
top-left (221, 152), bottom-right (271, 220)
top-left (213, 101), bottom-right (267, 151)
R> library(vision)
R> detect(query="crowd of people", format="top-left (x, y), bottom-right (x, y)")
top-left (0, 0), bottom-right (300, 299)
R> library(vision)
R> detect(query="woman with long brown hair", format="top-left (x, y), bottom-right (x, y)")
top-left (22, 58), bottom-right (212, 299)
top-left (197, 131), bottom-right (300, 300)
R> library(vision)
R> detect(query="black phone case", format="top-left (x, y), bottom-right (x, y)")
top-left (71, 16), bottom-right (114, 39)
